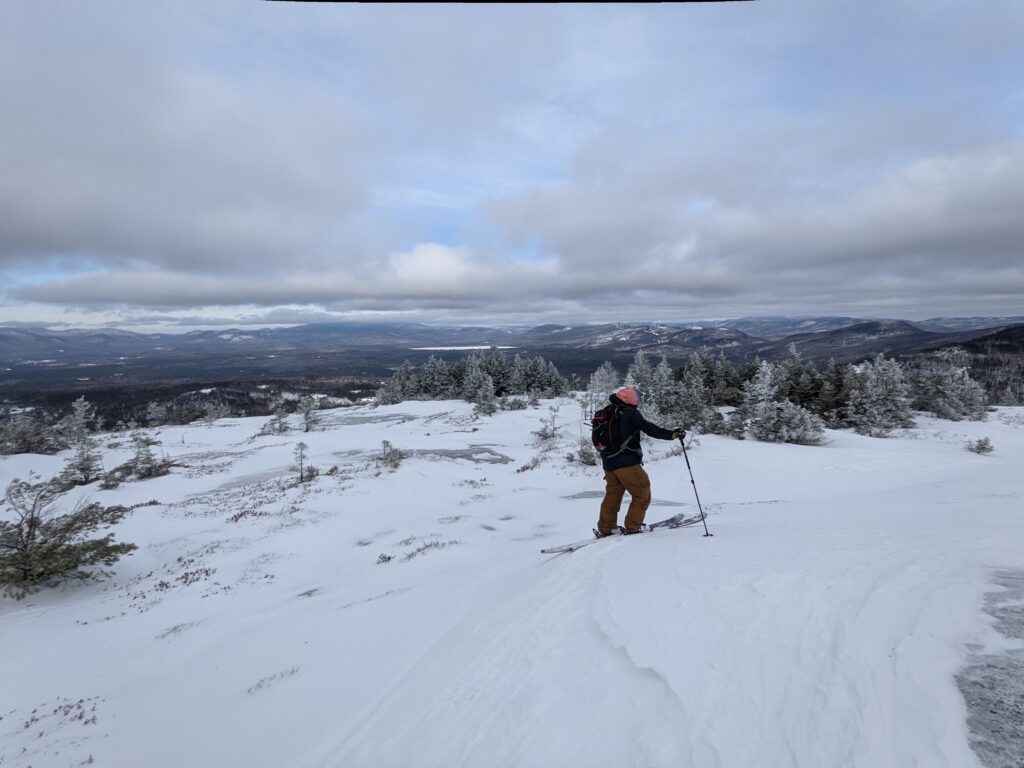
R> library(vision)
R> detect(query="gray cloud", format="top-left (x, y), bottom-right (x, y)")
top-left (2, 1), bottom-right (1023, 325)
top-left (0, 3), bottom-right (374, 273)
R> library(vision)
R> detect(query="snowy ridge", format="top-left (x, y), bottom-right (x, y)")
top-left (3, 399), bottom-right (1024, 767)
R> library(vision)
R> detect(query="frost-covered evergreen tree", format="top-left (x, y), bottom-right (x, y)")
top-left (742, 361), bottom-right (825, 444)
top-left (543, 360), bottom-right (570, 396)
top-left (508, 353), bottom-right (528, 395)
top-left (62, 397), bottom-right (97, 445)
top-left (462, 355), bottom-right (496, 412)
top-left (674, 361), bottom-right (710, 432)
top-left (375, 360), bottom-right (418, 405)
top-left (743, 360), bottom-right (776, 439)
top-left (775, 344), bottom-right (800, 402)
top-left (648, 356), bottom-right (676, 417)
top-left (528, 356), bottom-right (553, 394)
top-left (580, 361), bottom-right (621, 419)
top-left (625, 350), bottom-right (655, 397)
top-left (623, 350), bottom-right (665, 422)
top-left (58, 398), bottom-right (103, 488)
top-left (1, 410), bottom-right (66, 456)
top-left (780, 347), bottom-right (823, 411)
top-left (471, 374), bottom-right (497, 414)
top-left (588, 361), bottom-right (621, 396)
top-left (909, 349), bottom-right (988, 421)
top-left (763, 401), bottom-right (827, 444)
top-left (484, 350), bottom-right (513, 396)
top-left (509, 355), bottom-right (568, 397)
top-left (847, 354), bottom-right (915, 437)
top-left (702, 353), bottom-right (739, 406)
top-left (374, 376), bottom-right (403, 406)
top-left (419, 355), bottom-right (454, 399)
top-left (816, 358), bottom-right (853, 427)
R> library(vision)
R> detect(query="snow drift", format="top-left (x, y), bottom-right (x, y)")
top-left (3, 400), bottom-right (1023, 767)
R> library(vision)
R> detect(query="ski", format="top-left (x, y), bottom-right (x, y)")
top-left (540, 511), bottom-right (706, 555)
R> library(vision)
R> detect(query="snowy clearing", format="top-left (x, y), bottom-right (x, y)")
top-left (2, 399), bottom-right (1023, 768)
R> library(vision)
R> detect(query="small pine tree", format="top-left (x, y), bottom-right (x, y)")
top-left (759, 401), bottom-right (826, 445)
top-left (62, 397), bottom-right (97, 442)
top-left (462, 356), bottom-right (496, 413)
top-left (534, 407), bottom-right (561, 447)
top-left (59, 399), bottom-right (103, 489)
top-left (725, 409), bottom-right (747, 439)
top-left (966, 437), bottom-right (994, 455)
top-left (0, 477), bottom-right (135, 599)
top-left (294, 441), bottom-right (308, 482)
top-left (131, 432), bottom-right (167, 479)
top-left (380, 440), bottom-right (404, 471)
top-left (259, 409), bottom-right (290, 436)
top-left (298, 396), bottom-right (320, 433)
top-left (375, 373), bottom-right (406, 406)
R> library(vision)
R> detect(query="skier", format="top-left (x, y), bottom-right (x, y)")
top-left (595, 386), bottom-right (684, 537)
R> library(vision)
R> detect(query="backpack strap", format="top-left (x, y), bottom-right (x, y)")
top-left (598, 404), bottom-right (641, 459)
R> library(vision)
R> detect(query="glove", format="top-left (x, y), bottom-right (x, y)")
top-left (672, 430), bottom-right (686, 440)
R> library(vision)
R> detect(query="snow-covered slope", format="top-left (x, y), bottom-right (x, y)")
top-left (3, 400), bottom-right (1023, 768)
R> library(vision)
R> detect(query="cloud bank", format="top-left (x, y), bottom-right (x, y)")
top-left (2, 1), bottom-right (1022, 327)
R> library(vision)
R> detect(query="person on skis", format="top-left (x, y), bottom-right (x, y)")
top-left (595, 386), bottom-right (684, 537)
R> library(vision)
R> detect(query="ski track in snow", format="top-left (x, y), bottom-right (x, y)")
top-left (316, 544), bottom-right (699, 768)
top-left (2, 400), bottom-right (1023, 768)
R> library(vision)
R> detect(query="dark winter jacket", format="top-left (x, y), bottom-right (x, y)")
top-left (601, 393), bottom-right (677, 471)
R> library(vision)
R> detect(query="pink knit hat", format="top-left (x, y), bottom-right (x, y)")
top-left (615, 386), bottom-right (639, 406)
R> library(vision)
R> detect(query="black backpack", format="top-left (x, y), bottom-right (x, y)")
top-left (591, 403), bottom-right (634, 458)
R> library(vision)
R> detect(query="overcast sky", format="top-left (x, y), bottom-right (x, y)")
top-left (1, 1), bottom-right (1022, 331)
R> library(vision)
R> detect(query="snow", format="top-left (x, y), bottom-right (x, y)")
top-left (3, 400), bottom-right (1024, 767)
top-left (410, 346), bottom-right (517, 351)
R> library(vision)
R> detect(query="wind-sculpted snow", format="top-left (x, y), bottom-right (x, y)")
top-left (2, 400), bottom-right (1023, 767)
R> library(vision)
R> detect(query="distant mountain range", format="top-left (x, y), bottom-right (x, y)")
top-left (1, 316), bottom-right (1022, 392)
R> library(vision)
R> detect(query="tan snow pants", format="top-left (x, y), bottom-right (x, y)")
top-left (598, 464), bottom-right (652, 534)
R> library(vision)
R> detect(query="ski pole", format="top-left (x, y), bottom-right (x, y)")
top-left (680, 438), bottom-right (713, 538)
